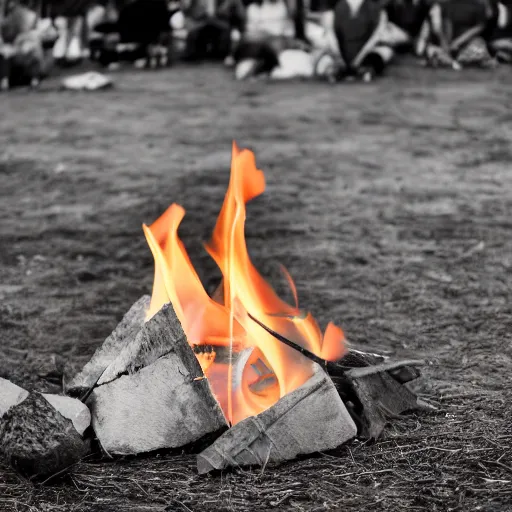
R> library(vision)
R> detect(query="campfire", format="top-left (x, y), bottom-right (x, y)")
top-left (143, 142), bottom-right (347, 426)
top-left (0, 143), bottom-right (427, 480)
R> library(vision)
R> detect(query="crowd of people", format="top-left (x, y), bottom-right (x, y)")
top-left (1, 0), bottom-right (512, 90)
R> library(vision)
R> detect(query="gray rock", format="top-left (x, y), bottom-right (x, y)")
top-left (0, 378), bottom-right (29, 418)
top-left (41, 394), bottom-right (91, 436)
top-left (0, 392), bottom-right (90, 479)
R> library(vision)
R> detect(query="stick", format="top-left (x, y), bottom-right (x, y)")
top-left (247, 313), bottom-right (423, 385)
top-left (346, 360), bottom-right (426, 379)
top-left (247, 312), bottom-right (338, 371)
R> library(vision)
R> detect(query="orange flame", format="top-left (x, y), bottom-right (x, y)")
top-left (143, 143), bottom-right (347, 425)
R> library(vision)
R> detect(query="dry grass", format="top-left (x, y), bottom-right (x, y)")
top-left (1, 62), bottom-right (512, 511)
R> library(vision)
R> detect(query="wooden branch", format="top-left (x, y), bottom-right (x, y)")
top-left (247, 312), bottom-right (332, 368)
top-left (0, 378), bottom-right (29, 418)
top-left (41, 394), bottom-right (91, 437)
top-left (248, 313), bottom-right (421, 385)
top-left (346, 360), bottom-right (426, 379)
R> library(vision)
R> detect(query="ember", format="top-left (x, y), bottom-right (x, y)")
top-left (143, 142), bottom-right (347, 426)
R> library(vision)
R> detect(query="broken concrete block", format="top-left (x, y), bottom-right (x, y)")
top-left (197, 364), bottom-right (356, 474)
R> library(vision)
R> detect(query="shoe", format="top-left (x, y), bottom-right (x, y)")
top-left (362, 70), bottom-right (373, 82)
top-left (224, 55), bottom-right (235, 67)
top-left (62, 71), bottom-right (113, 90)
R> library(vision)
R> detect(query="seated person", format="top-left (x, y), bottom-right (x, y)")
top-left (232, 0), bottom-right (296, 77)
top-left (231, 0), bottom-right (336, 79)
top-left (179, 0), bottom-right (246, 61)
top-left (93, 0), bottom-right (172, 68)
top-left (384, 0), bottom-right (431, 52)
top-left (0, 0), bottom-right (53, 90)
top-left (415, 0), bottom-right (498, 68)
top-left (330, 0), bottom-right (396, 81)
top-left (487, 0), bottom-right (512, 62)
top-left (47, 0), bottom-right (97, 64)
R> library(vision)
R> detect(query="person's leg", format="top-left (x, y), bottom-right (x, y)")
top-left (490, 37), bottom-right (512, 62)
top-left (321, 9), bottom-right (340, 55)
top-left (0, 54), bottom-right (10, 90)
top-left (209, 20), bottom-right (231, 60)
top-left (456, 36), bottom-right (497, 67)
top-left (358, 45), bottom-right (393, 81)
top-left (63, 15), bottom-right (82, 62)
top-left (81, 13), bottom-right (90, 58)
top-left (233, 38), bottom-right (280, 78)
top-left (183, 21), bottom-right (208, 61)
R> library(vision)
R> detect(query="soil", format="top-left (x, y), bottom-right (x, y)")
top-left (1, 62), bottom-right (511, 512)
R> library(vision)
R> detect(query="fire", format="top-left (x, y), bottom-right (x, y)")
top-left (143, 143), bottom-right (347, 425)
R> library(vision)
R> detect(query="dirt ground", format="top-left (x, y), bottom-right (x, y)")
top-left (1, 63), bottom-right (512, 512)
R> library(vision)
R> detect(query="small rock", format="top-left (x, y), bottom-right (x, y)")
top-left (27, 353), bottom-right (66, 384)
top-left (0, 392), bottom-right (90, 479)
top-left (41, 394), bottom-right (91, 436)
top-left (76, 269), bottom-right (98, 283)
top-left (0, 378), bottom-right (29, 418)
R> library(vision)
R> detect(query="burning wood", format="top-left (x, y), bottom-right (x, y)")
top-left (246, 313), bottom-right (425, 439)
top-left (197, 364), bottom-right (357, 474)
top-left (0, 378), bottom-right (91, 479)
top-left (140, 143), bottom-right (348, 428)
top-left (41, 394), bottom-right (91, 437)
top-left (84, 302), bottom-right (227, 455)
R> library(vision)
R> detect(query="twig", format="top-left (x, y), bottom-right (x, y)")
top-left (79, 373), bottom-right (103, 403)
top-left (346, 360), bottom-right (426, 379)
top-left (483, 460), bottom-right (512, 474)
top-left (39, 452), bottom-right (97, 486)
top-left (247, 312), bottom-right (335, 369)
top-left (248, 313), bottom-right (423, 385)
top-left (398, 446), bottom-right (462, 456)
